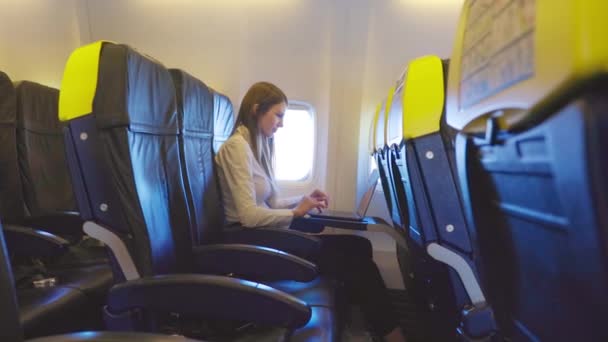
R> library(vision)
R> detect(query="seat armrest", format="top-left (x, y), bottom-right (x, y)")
top-left (221, 226), bottom-right (321, 260)
top-left (28, 331), bottom-right (201, 341)
top-left (297, 216), bottom-right (370, 231)
top-left (106, 274), bottom-right (311, 329)
top-left (16, 211), bottom-right (84, 239)
top-left (193, 244), bottom-right (317, 282)
top-left (3, 224), bottom-right (69, 257)
top-left (289, 217), bottom-right (325, 233)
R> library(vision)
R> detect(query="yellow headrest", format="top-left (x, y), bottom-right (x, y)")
top-left (58, 41), bottom-right (106, 122)
top-left (402, 55), bottom-right (445, 139)
top-left (447, 0), bottom-right (608, 133)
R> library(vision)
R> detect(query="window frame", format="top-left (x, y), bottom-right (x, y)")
top-left (274, 100), bottom-right (316, 185)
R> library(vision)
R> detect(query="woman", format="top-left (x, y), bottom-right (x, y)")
top-left (215, 82), bottom-right (406, 342)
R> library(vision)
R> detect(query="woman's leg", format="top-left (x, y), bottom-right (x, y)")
top-left (316, 234), bottom-right (405, 341)
top-left (316, 234), bottom-right (374, 261)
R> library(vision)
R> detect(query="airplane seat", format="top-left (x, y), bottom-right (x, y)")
top-left (169, 69), bottom-right (325, 262)
top-left (1, 220), bottom-right (203, 342)
top-left (368, 108), bottom-right (376, 167)
top-left (0, 221), bottom-right (21, 341)
top-left (1, 222), bottom-right (94, 341)
top-left (17, 285), bottom-right (101, 338)
top-left (446, 1), bottom-right (608, 340)
top-left (168, 68), bottom-right (338, 339)
top-left (58, 41), bottom-right (331, 341)
top-left (0, 77), bottom-right (110, 261)
top-left (168, 69), bottom-right (225, 246)
top-left (389, 55), bottom-right (495, 341)
top-left (0, 71), bottom-right (25, 224)
top-left (11, 80), bottom-right (113, 310)
top-left (3, 80), bottom-right (98, 244)
top-left (373, 94), bottom-right (397, 221)
top-left (12, 80), bottom-right (111, 263)
top-left (0, 72), bottom-right (110, 338)
top-left (383, 71), bottom-right (434, 342)
top-left (204, 86), bottom-right (337, 315)
top-left (13, 81), bottom-right (82, 239)
top-left (386, 80), bottom-right (407, 233)
top-left (211, 90), bottom-right (234, 153)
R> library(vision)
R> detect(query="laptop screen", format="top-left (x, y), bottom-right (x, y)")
top-left (356, 169), bottom-right (380, 217)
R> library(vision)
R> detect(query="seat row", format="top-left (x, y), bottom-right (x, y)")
top-left (0, 221), bottom-right (200, 341)
top-left (1, 41), bottom-right (343, 340)
top-left (369, 0), bottom-right (608, 340)
top-left (0, 71), bottom-right (205, 342)
top-left (15, 40), bottom-right (341, 341)
top-left (0, 72), bottom-right (115, 338)
top-left (1, 64), bottom-right (260, 341)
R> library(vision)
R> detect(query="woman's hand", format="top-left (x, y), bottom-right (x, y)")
top-left (293, 195), bottom-right (327, 217)
top-left (309, 189), bottom-right (329, 208)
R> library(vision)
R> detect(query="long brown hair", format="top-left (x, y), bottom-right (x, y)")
top-left (232, 82), bottom-right (287, 179)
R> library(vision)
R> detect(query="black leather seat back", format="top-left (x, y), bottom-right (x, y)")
top-left (452, 83), bottom-right (608, 340)
top-left (0, 72), bottom-right (26, 219)
top-left (0, 76), bottom-right (23, 342)
top-left (60, 42), bottom-right (190, 277)
top-left (389, 57), bottom-right (478, 340)
top-left (14, 81), bottom-right (77, 217)
top-left (212, 91), bottom-right (234, 153)
top-left (385, 83), bottom-right (405, 231)
top-left (170, 69), bottom-right (224, 246)
top-left (0, 225), bottom-right (22, 342)
top-left (446, 2), bottom-right (608, 339)
top-left (373, 98), bottom-right (395, 218)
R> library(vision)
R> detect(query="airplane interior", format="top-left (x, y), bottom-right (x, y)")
top-left (1, 0), bottom-right (607, 341)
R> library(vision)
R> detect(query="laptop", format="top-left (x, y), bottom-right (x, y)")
top-left (309, 169), bottom-right (379, 221)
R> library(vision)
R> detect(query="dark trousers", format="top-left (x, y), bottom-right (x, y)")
top-left (313, 234), bottom-right (398, 336)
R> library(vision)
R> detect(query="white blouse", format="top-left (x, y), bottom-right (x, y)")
top-left (215, 128), bottom-right (302, 227)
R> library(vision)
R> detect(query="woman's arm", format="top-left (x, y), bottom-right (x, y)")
top-left (268, 195), bottom-right (303, 210)
top-left (216, 139), bottom-right (294, 228)
top-left (269, 189), bottom-right (329, 211)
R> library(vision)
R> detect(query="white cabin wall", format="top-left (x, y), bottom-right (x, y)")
top-left (325, 0), bottom-right (372, 211)
top-left (0, 0), bottom-right (81, 87)
top-left (357, 0), bottom-right (464, 220)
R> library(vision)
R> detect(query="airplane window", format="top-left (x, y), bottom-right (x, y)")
top-left (274, 102), bottom-right (315, 181)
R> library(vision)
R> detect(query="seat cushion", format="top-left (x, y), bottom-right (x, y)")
top-left (260, 277), bottom-right (339, 341)
top-left (231, 306), bottom-right (337, 342)
top-left (18, 286), bottom-right (102, 338)
top-left (267, 276), bottom-right (336, 308)
top-left (50, 264), bottom-right (113, 299)
top-left (290, 306), bottom-right (336, 342)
